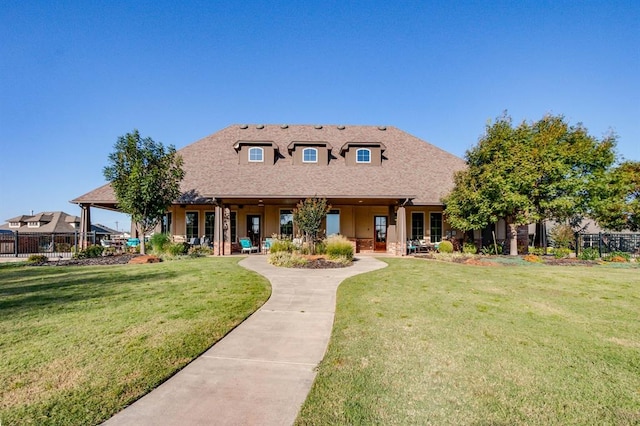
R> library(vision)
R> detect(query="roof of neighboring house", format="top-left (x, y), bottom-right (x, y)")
top-left (72, 124), bottom-right (466, 206)
top-left (0, 212), bottom-right (119, 235)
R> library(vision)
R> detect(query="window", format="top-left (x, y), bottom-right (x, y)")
top-left (326, 209), bottom-right (340, 236)
top-left (27, 222), bottom-right (40, 228)
top-left (280, 209), bottom-right (293, 237)
top-left (161, 213), bottom-right (172, 234)
top-left (430, 212), bottom-right (442, 243)
top-left (9, 222), bottom-right (20, 228)
top-left (230, 211), bottom-right (237, 242)
top-left (186, 212), bottom-right (199, 239)
top-left (248, 147), bottom-right (264, 162)
top-left (356, 148), bottom-right (371, 163)
top-left (205, 212), bottom-right (215, 240)
top-left (302, 147), bottom-right (318, 163)
top-left (411, 212), bottom-right (424, 239)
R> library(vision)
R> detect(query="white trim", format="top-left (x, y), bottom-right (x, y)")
top-left (356, 148), bottom-right (371, 163)
top-left (302, 147), bottom-right (318, 163)
top-left (248, 146), bottom-right (264, 162)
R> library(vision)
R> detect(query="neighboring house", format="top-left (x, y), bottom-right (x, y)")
top-left (0, 211), bottom-right (118, 237)
top-left (72, 124), bottom-right (467, 255)
top-left (0, 211), bottom-right (119, 255)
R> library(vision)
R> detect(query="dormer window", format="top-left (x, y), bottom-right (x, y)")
top-left (339, 142), bottom-right (386, 166)
top-left (287, 141), bottom-right (332, 165)
top-left (302, 148), bottom-right (318, 163)
top-left (27, 221), bottom-right (40, 228)
top-left (9, 222), bottom-right (20, 228)
top-left (356, 148), bottom-right (371, 163)
top-left (248, 147), bottom-right (264, 162)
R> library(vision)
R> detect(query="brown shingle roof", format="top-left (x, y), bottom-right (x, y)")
top-left (72, 124), bottom-right (466, 206)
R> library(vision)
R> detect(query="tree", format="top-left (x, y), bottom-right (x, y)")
top-left (103, 130), bottom-right (185, 254)
top-left (591, 161), bottom-right (640, 231)
top-left (292, 197), bottom-right (331, 254)
top-left (442, 114), bottom-right (616, 255)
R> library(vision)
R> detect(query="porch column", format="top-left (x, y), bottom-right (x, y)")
top-left (397, 206), bottom-right (407, 256)
top-left (223, 207), bottom-right (231, 255)
top-left (214, 205), bottom-right (224, 256)
top-left (79, 204), bottom-right (91, 249)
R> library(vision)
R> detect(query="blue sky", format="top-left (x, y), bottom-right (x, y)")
top-left (1, 1), bottom-right (638, 232)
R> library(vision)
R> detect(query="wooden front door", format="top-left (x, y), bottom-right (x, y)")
top-left (246, 215), bottom-right (261, 247)
top-left (374, 216), bottom-right (387, 251)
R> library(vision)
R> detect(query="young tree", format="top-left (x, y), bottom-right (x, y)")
top-left (443, 114), bottom-right (616, 255)
top-left (292, 197), bottom-right (331, 254)
top-left (103, 130), bottom-right (185, 254)
top-left (591, 161), bottom-right (640, 231)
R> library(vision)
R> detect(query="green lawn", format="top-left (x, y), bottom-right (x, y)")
top-left (297, 258), bottom-right (640, 425)
top-left (0, 258), bottom-right (270, 425)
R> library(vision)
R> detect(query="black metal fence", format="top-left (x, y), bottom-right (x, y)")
top-left (0, 231), bottom-right (96, 258)
top-left (578, 233), bottom-right (640, 257)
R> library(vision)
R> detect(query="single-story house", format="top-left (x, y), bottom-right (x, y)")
top-left (72, 124), bottom-right (470, 255)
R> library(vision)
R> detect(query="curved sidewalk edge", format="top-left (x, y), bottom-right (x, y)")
top-left (104, 255), bottom-right (387, 426)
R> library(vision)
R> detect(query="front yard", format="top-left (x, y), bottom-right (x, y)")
top-left (297, 258), bottom-right (640, 425)
top-left (0, 258), bottom-right (271, 425)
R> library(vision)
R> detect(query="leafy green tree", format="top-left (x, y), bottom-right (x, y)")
top-left (293, 197), bottom-right (331, 254)
top-left (103, 130), bottom-right (185, 254)
top-left (443, 114), bottom-right (616, 255)
top-left (591, 161), bottom-right (640, 231)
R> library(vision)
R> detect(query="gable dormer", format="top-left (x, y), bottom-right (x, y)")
top-left (287, 141), bottom-right (333, 165)
top-left (339, 141), bottom-right (387, 166)
top-left (233, 141), bottom-right (280, 165)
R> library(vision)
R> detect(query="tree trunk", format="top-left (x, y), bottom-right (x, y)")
top-left (507, 221), bottom-right (519, 256)
top-left (138, 223), bottom-right (146, 255)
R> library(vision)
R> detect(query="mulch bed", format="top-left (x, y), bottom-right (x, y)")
top-left (29, 254), bottom-right (140, 267)
top-left (294, 257), bottom-right (351, 269)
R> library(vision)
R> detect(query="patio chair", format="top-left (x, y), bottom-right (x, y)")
top-left (239, 237), bottom-right (259, 254)
top-left (407, 240), bottom-right (418, 254)
top-left (261, 237), bottom-right (273, 254)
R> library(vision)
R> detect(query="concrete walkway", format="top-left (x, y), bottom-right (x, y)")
top-left (104, 255), bottom-right (387, 426)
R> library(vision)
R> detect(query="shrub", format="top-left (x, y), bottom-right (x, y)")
top-left (462, 242), bottom-right (477, 254)
top-left (268, 251), bottom-right (308, 267)
top-left (315, 241), bottom-right (327, 255)
top-left (602, 251), bottom-right (630, 262)
top-left (270, 238), bottom-right (295, 253)
top-left (554, 247), bottom-right (572, 259)
top-left (325, 235), bottom-right (354, 260)
top-left (578, 247), bottom-right (599, 261)
top-left (523, 254), bottom-right (542, 263)
top-left (166, 242), bottom-right (189, 256)
top-left (528, 246), bottom-right (545, 256)
top-left (481, 244), bottom-right (503, 255)
top-left (149, 233), bottom-right (171, 254)
top-left (188, 246), bottom-right (212, 257)
top-left (438, 240), bottom-right (454, 253)
top-left (55, 243), bottom-right (71, 252)
top-left (74, 245), bottom-right (104, 259)
top-left (27, 254), bottom-right (48, 264)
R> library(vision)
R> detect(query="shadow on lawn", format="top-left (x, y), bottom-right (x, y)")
top-left (0, 266), bottom-right (175, 313)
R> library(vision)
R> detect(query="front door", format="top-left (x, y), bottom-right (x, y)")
top-left (246, 215), bottom-right (261, 247)
top-left (374, 216), bottom-right (387, 252)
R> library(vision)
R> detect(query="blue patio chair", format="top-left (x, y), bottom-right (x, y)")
top-left (407, 240), bottom-right (418, 254)
top-left (239, 237), bottom-right (259, 254)
top-left (261, 238), bottom-right (272, 254)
